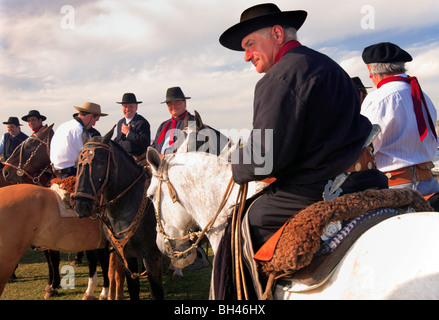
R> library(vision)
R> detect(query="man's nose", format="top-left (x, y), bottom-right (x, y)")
top-left (244, 50), bottom-right (253, 62)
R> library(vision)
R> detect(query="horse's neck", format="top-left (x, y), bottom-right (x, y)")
top-left (106, 149), bottom-right (145, 229)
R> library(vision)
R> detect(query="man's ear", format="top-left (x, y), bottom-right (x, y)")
top-left (367, 65), bottom-right (373, 78)
top-left (272, 25), bottom-right (285, 44)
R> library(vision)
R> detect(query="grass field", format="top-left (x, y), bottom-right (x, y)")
top-left (1, 246), bottom-right (213, 300)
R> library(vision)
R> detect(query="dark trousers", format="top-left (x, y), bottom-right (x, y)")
top-left (248, 169), bottom-right (389, 252)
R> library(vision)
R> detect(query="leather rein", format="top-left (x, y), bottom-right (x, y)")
top-left (71, 141), bottom-right (150, 279)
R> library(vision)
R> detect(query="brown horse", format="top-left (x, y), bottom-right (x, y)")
top-left (1, 125), bottom-right (60, 298)
top-left (2, 124), bottom-right (110, 300)
top-left (0, 184), bottom-right (106, 296)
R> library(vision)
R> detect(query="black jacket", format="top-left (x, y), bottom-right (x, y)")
top-left (3, 131), bottom-right (28, 159)
top-left (114, 113), bottom-right (151, 157)
top-left (232, 45), bottom-right (371, 187)
top-left (151, 112), bottom-right (194, 155)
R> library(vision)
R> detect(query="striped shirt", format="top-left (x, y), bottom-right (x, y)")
top-left (361, 73), bottom-right (438, 172)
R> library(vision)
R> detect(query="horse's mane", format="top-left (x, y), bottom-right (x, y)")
top-left (87, 136), bottom-right (141, 170)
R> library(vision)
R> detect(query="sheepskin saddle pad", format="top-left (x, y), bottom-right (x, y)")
top-left (254, 188), bottom-right (433, 288)
top-left (50, 176), bottom-right (78, 217)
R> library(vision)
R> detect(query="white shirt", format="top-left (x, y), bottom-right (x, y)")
top-left (50, 119), bottom-right (90, 170)
top-left (361, 73), bottom-right (438, 172)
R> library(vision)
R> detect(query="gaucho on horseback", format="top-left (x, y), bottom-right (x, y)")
top-left (50, 102), bottom-right (108, 179)
top-left (219, 3), bottom-right (389, 253)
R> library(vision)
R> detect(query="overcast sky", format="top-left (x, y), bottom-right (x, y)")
top-left (1, 0), bottom-right (438, 139)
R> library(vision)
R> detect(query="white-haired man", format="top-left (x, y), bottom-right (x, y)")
top-left (361, 42), bottom-right (439, 196)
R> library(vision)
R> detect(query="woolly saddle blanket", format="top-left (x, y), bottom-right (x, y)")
top-left (253, 188), bottom-right (433, 279)
top-left (50, 176), bottom-right (78, 218)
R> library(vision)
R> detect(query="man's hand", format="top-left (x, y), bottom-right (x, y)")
top-left (121, 123), bottom-right (130, 135)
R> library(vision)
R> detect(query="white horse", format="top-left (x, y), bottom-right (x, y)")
top-left (146, 146), bottom-right (439, 300)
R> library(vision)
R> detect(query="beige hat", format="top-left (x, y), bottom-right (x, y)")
top-left (73, 102), bottom-right (108, 116)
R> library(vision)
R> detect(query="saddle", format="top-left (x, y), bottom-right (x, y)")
top-left (245, 188), bottom-right (434, 298)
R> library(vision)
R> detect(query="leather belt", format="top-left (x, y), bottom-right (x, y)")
top-left (347, 147), bottom-right (376, 173)
top-left (384, 161), bottom-right (434, 187)
top-left (54, 166), bottom-right (77, 178)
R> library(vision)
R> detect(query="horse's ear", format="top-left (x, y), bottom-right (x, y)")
top-left (103, 125), bottom-right (116, 144)
top-left (194, 110), bottom-right (204, 130)
top-left (147, 147), bottom-right (161, 173)
top-left (48, 123), bottom-right (54, 131)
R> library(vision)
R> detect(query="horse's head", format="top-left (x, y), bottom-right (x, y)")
top-left (71, 127), bottom-right (117, 218)
top-left (146, 147), bottom-right (201, 268)
top-left (3, 124), bottom-right (54, 185)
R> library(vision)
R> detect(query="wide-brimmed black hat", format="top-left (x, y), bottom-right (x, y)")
top-left (161, 87), bottom-right (191, 104)
top-left (22, 110), bottom-right (47, 122)
top-left (219, 3), bottom-right (307, 51)
top-left (117, 93), bottom-right (142, 104)
top-left (3, 117), bottom-right (22, 126)
top-left (362, 42), bottom-right (413, 64)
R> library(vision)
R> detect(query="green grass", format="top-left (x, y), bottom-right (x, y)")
top-left (1, 246), bottom-right (213, 300)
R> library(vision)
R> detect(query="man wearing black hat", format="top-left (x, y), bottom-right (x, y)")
top-left (22, 110), bottom-right (48, 134)
top-left (219, 4), bottom-right (388, 256)
top-left (114, 93), bottom-right (151, 158)
top-left (0, 117), bottom-right (28, 166)
top-left (151, 87), bottom-right (195, 154)
top-left (361, 42), bottom-right (439, 195)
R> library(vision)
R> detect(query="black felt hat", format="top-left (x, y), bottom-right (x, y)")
top-left (219, 3), bottom-right (307, 51)
top-left (3, 117), bottom-right (22, 126)
top-left (22, 110), bottom-right (47, 122)
top-left (362, 42), bottom-right (413, 64)
top-left (161, 87), bottom-right (191, 104)
top-left (117, 93), bottom-right (142, 104)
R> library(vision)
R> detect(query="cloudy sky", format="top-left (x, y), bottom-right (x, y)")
top-left (1, 0), bottom-right (438, 139)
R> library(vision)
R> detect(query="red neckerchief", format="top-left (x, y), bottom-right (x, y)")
top-left (157, 110), bottom-right (188, 145)
top-left (274, 40), bottom-right (302, 64)
top-left (378, 76), bottom-right (437, 141)
top-left (32, 124), bottom-right (43, 135)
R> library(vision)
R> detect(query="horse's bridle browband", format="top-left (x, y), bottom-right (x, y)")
top-left (154, 153), bottom-right (236, 259)
top-left (4, 131), bottom-right (52, 185)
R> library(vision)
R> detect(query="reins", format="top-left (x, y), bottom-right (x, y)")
top-left (231, 183), bottom-right (249, 300)
top-left (71, 141), bottom-right (150, 279)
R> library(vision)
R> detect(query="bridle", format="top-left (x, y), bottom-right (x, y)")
top-left (154, 152), bottom-right (250, 299)
top-left (71, 142), bottom-right (117, 208)
top-left (4, 131), bottom-right (52, 185)
top-left (70, 141), bottom-right (150, 279)
top-left (153, 153), bottom-right (236, 259)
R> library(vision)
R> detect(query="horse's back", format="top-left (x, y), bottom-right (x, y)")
top-left (276, 212), bottom-right (439, 300)
top-left (0, 184), bottom-right (104, 252)
top-left (0, 184), bottom-right (55, 213)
